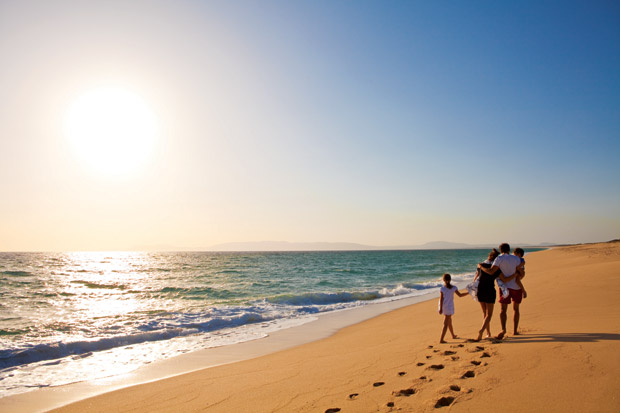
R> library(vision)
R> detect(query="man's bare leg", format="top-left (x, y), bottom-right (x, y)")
top-left (513, 303), bottom-right (521, 335)
top-left (497, 303), bottom-right (508, 339)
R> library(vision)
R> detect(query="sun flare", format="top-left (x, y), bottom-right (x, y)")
top-left (64, 87), bottom-right (158, 176)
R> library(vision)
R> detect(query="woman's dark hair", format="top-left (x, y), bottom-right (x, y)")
top-left (443, 273), bottom-right (452, 288)
top-left (488, 248), bottom-right (500, 261)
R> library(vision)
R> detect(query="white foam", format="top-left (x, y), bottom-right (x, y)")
top-left (0, 280), bottom-right (474, 412)
top-left (0, 272), bottom-right (477, 399)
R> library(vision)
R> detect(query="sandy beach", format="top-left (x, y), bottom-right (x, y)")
top-left (6, 242), bottom-right (620, 412)
top-left (2, 1), bottom-right (617, 411)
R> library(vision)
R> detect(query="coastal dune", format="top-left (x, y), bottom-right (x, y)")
top-left (37, 242), bottom-right (620, 411)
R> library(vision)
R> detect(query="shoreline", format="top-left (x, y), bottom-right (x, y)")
top-left (6, 242), bottom-right (620, 412)
top-left (0, 278), bottom-right (467, 413)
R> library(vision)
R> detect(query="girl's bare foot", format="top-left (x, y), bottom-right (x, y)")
top-left (452, 335), bottom-right (458, 339)
top-left (496, 331), bottom-right (506, 340)
top-left (440, 340), bottom-right (447, 344)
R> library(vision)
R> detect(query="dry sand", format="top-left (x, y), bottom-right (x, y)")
top-left (16, 243), bottom-right (620, 411)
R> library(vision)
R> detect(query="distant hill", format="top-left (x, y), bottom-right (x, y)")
top-left (208, 241), bottom-right (378, 252)
top-left (207, 240), bottom-right (554, 252)
top-left (133, 240), bottom-right (560, 252)
top-left (417, 241), bottom-right (557, 250)
top-left (417, 241), bottom-right (491, 249)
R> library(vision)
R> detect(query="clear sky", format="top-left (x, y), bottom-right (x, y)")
top-left (1, 0), bottom-right (619, 251)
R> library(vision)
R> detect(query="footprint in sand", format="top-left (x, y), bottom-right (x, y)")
top-left (392, 389), bottom-right (415, 397)
top-left (348, 393), bottom-right (359, 400)
top-left (387, 401), bottom-right (395, 407)
top-left (398, 371), bottom-right (407, 376)
top-left (435, 396), bottom-right (455, 408)
top-left (480, 352), bottom-right (491, 358)
top-left (428, 364), bottom-right (445, 370)
top-left (393, 388), bottom-right (416, 397)
top-left (470, 360), bottom-right (481, 366)
top-left (373, 382), bottom-right (385, 387)
top-left (443, 350), bottom-right (457, 355)
top-left (451, 356), bottom-right (460, 361)
top-left (461, 370), bottom-right (475, 378)
top-left (426, 355), bottom-right (433, 359)
top-left (417, 362), bottom-right (426, 366)
top-left (325, 409), bottom-right (341, 413)
top-left (449, 385), bottom-right (461, 391)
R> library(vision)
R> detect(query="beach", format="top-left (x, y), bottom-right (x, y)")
top-left (0, 249), bottom-right (485, 400)
top-left (2, 1), bottom-right (618, 411)
top-left (4, 242), bottom-right (620, 412)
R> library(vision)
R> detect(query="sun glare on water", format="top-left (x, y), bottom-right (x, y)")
top-left (65, 87), bottom-right (158, 176)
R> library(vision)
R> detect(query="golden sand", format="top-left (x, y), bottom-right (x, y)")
top-left (30, 242), bottom-right (620, 411)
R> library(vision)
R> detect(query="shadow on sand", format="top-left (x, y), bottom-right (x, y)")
top-left (506, 332), bottom-right (620, 344)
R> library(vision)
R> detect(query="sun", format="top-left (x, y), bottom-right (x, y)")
top-left (64, 87), bottom-right (158, 176)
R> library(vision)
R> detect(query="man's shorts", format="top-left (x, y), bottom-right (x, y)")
top-left (499, 288), bottom-right (523, 305)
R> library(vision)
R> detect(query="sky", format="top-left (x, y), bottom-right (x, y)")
top-left (1, 0), bottom-right (619, 251)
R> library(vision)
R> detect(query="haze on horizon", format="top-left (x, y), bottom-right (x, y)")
top-left (1, 1), bottom-right (619, 252)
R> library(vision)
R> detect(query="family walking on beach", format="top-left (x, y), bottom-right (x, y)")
top-left (438, 243), bottom-right (526, 343)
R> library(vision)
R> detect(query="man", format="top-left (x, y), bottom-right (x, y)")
top-left (478, 243), bottom-right (524, 339)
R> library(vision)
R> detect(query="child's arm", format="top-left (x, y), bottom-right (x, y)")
top-left (455, 289), bottom-right (468, 297)
top-left (438, 292), bottom-right (444, 314)
top-left (516, 261), bottom-right (525, 279)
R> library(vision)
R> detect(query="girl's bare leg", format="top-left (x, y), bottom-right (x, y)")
top-left (440, 316), bottom-right (449, 343)
top-left (478, 302), bottom-right (489, 339)
top-left (479, 301), bottom-right (487, 318)
top-left (477, 303), bottom-right (495, 341)
top-left (447, 316), bottom-right (457, 339)
top-left (485, 303), bottom-right (495, 338)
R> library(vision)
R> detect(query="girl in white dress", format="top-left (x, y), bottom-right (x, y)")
top-left (438, 273), bottom-right (467, 343)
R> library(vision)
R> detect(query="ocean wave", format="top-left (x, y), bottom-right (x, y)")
top-left (266, 291), bottom-right (381, 306)
top-left (0, 311), bottom-right (272, 370)
top-left (70, 280), bottom-right (127, 290)
top-left (265, 282), bottom-right (441, 307)
top-left (156, 286), bottom-right (236, 300)
top-left (1, 271), bottom-right (34, 277)
top-left (0, 328), bottom-right (31, 336)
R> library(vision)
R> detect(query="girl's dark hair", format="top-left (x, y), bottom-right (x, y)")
top-left (443, 273), bottom-right (452, 288)
top-left (514, 247), bottom-right (524, 256)
top-left (488, 248), bottom-right (500, 261)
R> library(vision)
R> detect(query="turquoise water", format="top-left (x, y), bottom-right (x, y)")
top-left (0, 249), bottom-right (540, 396)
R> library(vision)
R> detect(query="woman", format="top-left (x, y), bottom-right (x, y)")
top-left (474, 249), bottom-right (517, 341)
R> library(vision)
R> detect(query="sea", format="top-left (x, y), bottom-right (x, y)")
top-left (0, 249), bottom-right (540, 397)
